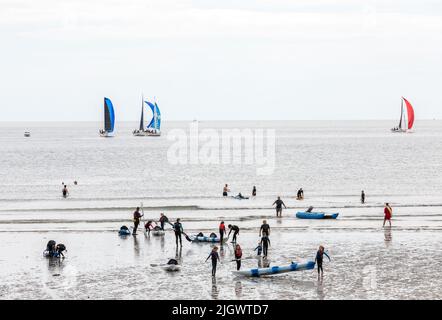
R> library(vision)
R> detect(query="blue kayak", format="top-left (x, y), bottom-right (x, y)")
top-left (232, 261), bottom-right (315, 277)
top-left (296, 212), bottom-right (339, 219)
top-left (119, 228), bottom-right (131, 236)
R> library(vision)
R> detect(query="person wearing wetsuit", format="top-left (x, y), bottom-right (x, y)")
top-left (159, 213), bottom-right (168, 231)
top-left (254, 242), bottom-right (262, 256)
top-left (260, 235), bottom-right (271, 257)
top-left (223, 184), bottom-right (230, 197)
top-left (62, 185), bottom-right (69, 198)
top-left (205, 246), bottom-right (221, 277)
top-left (173, 218), bottom-right (184, 247)
top-left (315, 245), bottom-right (331, 279)
top-left (234, 244), bottom-right (242, 270)
top-left (228, 224), bottom-right (240, 243)
top-left (361, 190), bottom-right (365, 204)
top-left (56, 244), bottom-right (66, 258)
top-left (46, 240), bottom-right (56, 256)
top-left (252, 186), bottom-right (256, 197)
top-left (133, 207), bottom-right (143, 235)
top-left (272, 197), bottom-right (287, 217)
top-left (219, 221), bottom-right (226, 243)
top-left (260, 220), bottom-right (270, 237)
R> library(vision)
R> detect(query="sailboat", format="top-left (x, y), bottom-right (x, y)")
top-left (391, 97), bottom-right (415, 133)
top-left (99, 97), bottom-right (116, 137)
top-left (133, 95), bottom-right (146, 136)
top-left (144, 99), bottom-right (161, 136)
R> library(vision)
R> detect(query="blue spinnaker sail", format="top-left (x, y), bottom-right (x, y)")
top-left (145, 101), bottom-right (161, 130)
top-left (104, 97), bottom-right (115, 133)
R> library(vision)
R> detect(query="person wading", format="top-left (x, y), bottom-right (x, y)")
top-left (173, 218), bottom-right (184, 247)
top-left (205, 246), bottom-right (221, 277)
top-left (272, 196), bottom-right (287, 217)
top-left (383, 203), bottom-right (392, 227)
top-left (219, 221), bottom-right (226, 243)
top-left (234, 244), bottom-right (243, 270)
top-left (133, 207), bottom-right (143, 235)
top-left (259, 220), bottom-right (270, 237)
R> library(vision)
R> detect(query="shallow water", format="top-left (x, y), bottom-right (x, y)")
top-left (0, 121), bottom-right (441, 299)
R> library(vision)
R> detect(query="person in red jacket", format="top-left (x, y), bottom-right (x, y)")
top-left (219, 221), bottom-right (226, 243)
top-left (383, 203), bottom-right (392, 227)
top-left (234, 244), bottom-right (243, 270)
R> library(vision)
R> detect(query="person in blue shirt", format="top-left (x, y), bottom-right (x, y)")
top-left (254, 242), bottom-right (262, 256)
top-left (315, 245), bottom-right (331, 279)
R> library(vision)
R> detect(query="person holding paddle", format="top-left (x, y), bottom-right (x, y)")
top-left (383, 203), bottom-right (393, 227)
top-left (133, 207), bottom-right (143, 235)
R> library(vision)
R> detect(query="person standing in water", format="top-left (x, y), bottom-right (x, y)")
top-left (159, 213), bottom-right (168, 231)
top-left (234, 244), bottom-right (243, 270)
top-left (219, 221), bottom-right (226, 243)
top-left (361, 190), bottom-right (365, 204)
top-left (260, 235), bottom-right (271, 257)
top-left (173, 218), bottom-right (184, 247)
top-left (62, 184), bottom-right (69, 198)
top-left (133, 207), bottom-right (143, 235)
top-left (254, 242), bottom-right (262, 256)
top-left (205, 246), bottom-right (221, 277)
top-left (228, 224), bottom-right (240, 243)
top-left (223, 184), bottom-right (230, 197)
top-left (383, 203), bottom-right (392, 227)
top-left (252, 186), bottom-right (257, 197)
top-left (297, 188), bottom-right (304, 200)
top-left (259, 220), bottom-right (270, 237)
top-left (315, 245), bottom-right (331, 279)
top-left (272, 196), bottom-right (287, 217)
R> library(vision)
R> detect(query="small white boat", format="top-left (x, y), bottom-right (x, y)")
top-left (100, 97), bottom-right (115, 137)
top-left (24, 132), bottom-right (31, 137)
top-left (391, 97), bottom-right (415, 133)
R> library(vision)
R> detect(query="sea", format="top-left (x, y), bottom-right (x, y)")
top-left (0, 120), bottom-right (441, 299)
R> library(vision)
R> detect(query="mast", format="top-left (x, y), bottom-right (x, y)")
top-left (398, 98), bottom-right (403, 130)
top-left (139, 93), bottom-right (144, 131)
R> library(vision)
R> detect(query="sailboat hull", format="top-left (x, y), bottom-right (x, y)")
top-left (100, 131), bottom-right (114, 137)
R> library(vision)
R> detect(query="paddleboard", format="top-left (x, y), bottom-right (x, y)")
top-left (232, 261), bottom-right (315, 277)
top-left (296, 212), bottom-right (339, 219)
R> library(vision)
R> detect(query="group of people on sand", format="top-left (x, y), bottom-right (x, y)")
top-left (130, 209), bottom-right (186, 246)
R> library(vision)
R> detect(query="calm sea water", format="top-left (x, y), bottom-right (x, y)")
top-left (0, 120), bottom-right (441, 299)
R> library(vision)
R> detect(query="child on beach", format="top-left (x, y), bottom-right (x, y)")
top-left (315, 245), bottom-right (331, 279)
top-left (254, 242), bottom-right (262, 256)
top-left (234, 244), bottom-right (242, 270)
top-left (383, 203), bottom-right (392, 227)
top-left (206, 246), bottom-right (221, 277)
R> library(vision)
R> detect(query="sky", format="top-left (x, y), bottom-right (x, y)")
top-left (0, 0), bottom-right (441, 121)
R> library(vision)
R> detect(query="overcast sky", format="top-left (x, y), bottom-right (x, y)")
top-left (1, 0), bottom-right (441, 121)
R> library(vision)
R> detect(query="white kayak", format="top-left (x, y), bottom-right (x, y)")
top-left (232, 261), bottom-right (315, 277)
top-left (152, 230), bottom-right (165, 236)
